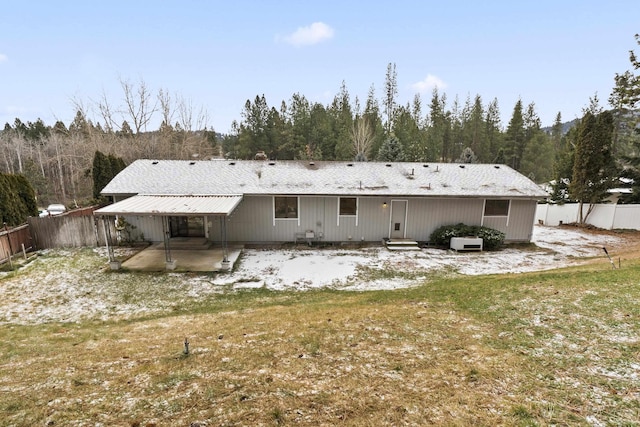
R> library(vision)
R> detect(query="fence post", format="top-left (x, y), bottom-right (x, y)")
top-left (3, 223), bottom-right (13, 268)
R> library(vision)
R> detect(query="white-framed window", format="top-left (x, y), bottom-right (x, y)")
top-left (339, 197), bottom-right (357, 216)
top-left (274, 196), bottom-right (298, 219)
top-left (337, 197), bottom-right (358, 227)
top-left (484, 199), bottom-right (510, 216)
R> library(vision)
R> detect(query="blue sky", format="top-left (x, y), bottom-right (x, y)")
top-left (1, 1), bottom-right (638, 133)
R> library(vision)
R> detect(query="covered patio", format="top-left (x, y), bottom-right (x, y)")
top-left (94, 194), bottom-right (243, 271)
top-left (120, 240), bottom-right (243, 272)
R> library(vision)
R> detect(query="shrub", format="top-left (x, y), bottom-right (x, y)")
top-left (429, 223), bottom-right (505, 250)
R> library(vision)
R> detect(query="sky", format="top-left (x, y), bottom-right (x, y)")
top-left (1, 1), bottom-right (638, 134)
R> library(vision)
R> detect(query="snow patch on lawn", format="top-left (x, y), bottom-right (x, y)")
top-left (0, 225), bottom-right (631, 324)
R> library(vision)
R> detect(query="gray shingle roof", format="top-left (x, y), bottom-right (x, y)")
top-left (101, 159), bottom-right (549, 199)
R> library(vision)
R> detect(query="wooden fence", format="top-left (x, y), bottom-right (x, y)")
top-left (0, 224), bottom-right (33, 264)
top-left (27, 214), bottom-right (116, 249)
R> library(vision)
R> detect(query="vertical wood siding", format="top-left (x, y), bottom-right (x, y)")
top-left (123, 216), bottom-right (164, 242)
top-left (145, 195), bottom-right (538, 244)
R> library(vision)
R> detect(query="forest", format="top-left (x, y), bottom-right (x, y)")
top-left (0, 36), bottom-right (638, 215)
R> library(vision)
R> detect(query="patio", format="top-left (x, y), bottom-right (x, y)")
top-left (120, 239), bottom-right (243, 272)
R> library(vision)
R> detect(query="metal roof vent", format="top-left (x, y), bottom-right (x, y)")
top-left (309, 161), bottom-right (315, 166)
top-left (494, 165), bottom-right (500, 169)
top-left (189, 161), bottom-right (196, 165)
top-left (347, 163), bottom-right (353, 167)
top-left (151, 161), bottom-right (159, 165)
top-left (423, 164), bottom-right (429, 167)
top-left (268, 161), bottom-right (276, 165)
top-left (459, 164), bottom-right (465, 168)
top-left (229, 161), bottom-right (236, 165)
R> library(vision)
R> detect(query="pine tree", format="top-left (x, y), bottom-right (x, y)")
top-left (610, 33), bottom-right (640, 201)
top-left (376, 136), bottom-right (405, 162)
top-left (456, 147), bottom-right (478, 163)
top-left (504, 99), bottom-right (525, 170)
top-left (383, 62), bottom-right (398, 134)
top-left (570, 111), bottom-right (616, 223)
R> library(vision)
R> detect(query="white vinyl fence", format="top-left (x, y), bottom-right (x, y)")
top-left (535, 203), bottom-right (640, 230)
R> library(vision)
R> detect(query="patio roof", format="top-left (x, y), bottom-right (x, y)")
top-left (94, 194), bottom-right (243, 216)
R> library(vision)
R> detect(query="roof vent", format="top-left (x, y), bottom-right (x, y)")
top-left (268, 161), bottom-right (276, 166)
top-left (189, 161), bottom-right (196, 165)
top-left (151, 161), bottom-right (159, 165)
top-left (385, 163), bottom-right (392, 167)
top-left (494, 165), bottom-right (500, 169)
top-left (347, 163), bottom-right (353, 167)
top-left (423, 164), bottom-right (429, 167)
top-left (459, 164), bottom-right (465, 168)
top-left (309, 161), bottom-right (315, 166)
top-left (229, 161), bottom-right (236, 166)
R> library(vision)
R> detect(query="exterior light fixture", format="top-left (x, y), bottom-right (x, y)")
top-left (383, 201), bottom-right (388, 208)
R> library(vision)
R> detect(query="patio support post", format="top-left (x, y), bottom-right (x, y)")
top-left (220, 216), bottom-right (231, 271)
top-left (162, 216), bottom-right (177, 270)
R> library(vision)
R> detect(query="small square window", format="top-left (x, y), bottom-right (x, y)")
top-left (339, 197), bottom-right (357, 216)
top-left (274, 197), bottom-right (298, 219)
top-left (484, 200), bottom-right (509, 216)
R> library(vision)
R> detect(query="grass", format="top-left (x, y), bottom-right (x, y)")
top-left (1, 249), bottom-right (640, 425)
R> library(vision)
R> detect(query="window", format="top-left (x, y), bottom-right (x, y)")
top-left (339, 197), bottom-right (357, 216)
top-left (484, 200), bottom-right (510, 216)
top-left (274, 196), bottom-right (298, 219)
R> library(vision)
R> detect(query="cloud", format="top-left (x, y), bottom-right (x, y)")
top-left (282, 22), bottom-right (334, 47)
top-left (411, 74), bottom-right (447, 93)
top-left (0, 54), bottom-right (8, 63)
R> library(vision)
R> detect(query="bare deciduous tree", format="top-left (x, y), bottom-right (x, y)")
top-left (351, 117), bottom-right (374, 161)
top-left (120, 77), bottom-right (157, 134)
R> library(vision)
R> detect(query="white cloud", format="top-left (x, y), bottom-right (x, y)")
top-left (282, 22), bottom-right (334, 47)
top-left (411, 74), bottom-right (447, 93)
top-left (0, 54), bottom-right (8, 63)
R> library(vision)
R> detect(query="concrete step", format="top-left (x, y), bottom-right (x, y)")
top-left (385, 239), bottom-right (421, 251)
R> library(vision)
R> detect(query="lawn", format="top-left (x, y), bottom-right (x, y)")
top-left (1, 245), bottom-right (639, 426)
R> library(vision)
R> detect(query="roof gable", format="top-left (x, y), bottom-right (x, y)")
top-left (101, 159), bottom-right (549, 199)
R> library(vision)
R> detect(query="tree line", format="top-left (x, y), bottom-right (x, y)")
top-left (222, 68), bottom-right (556, 186)
top-left (1, 35), bottom-right (639, 225)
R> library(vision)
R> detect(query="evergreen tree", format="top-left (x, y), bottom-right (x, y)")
top-left (0, 172), bottom-right (38, 225)
top-left (308, 103), bottom-right (331, 160)
top-left (493, 147), bottom-right (507, 164)
top-left (363, 84), bottom-right (386, 160)
top-left (383, 62), bottom-right (398, 134)
top-left (427, 89), bottom-right (448, 162)
top-left (376, 136), bottom-right (405, 162)
top-left (92, 151), bottom-right (127, 200)
top-left (330, 81), bottom-right (354, 160)
top-left (456, 147), bottom-right (478, 163)
top-left (550, 125), bottom-right (576, 203)
top-left (610, 33), bottom-right (640, 202)
top-left (570, 111), bottom-right (616, 223)
top-left (504, 99), bottom-right (525, 170)
top-left (393, 105), bottom-right (423, 161)
top-left (484, 98), bottom-right (502, 162)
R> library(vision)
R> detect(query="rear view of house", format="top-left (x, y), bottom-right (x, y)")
top-left (95, 159), bottom-right (548, 249)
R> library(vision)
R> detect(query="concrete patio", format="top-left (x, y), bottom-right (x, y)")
top-left (120, 240), bottom-right (243, 272)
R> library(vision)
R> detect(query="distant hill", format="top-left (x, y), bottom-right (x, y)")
top-left (542, 118), bottom-right (580, 135)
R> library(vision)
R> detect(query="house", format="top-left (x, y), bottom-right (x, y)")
top-left (95, 160), bottom-right (548, 256)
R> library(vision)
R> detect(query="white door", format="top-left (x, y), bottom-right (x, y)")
top-left (389, 200), bottom-right (408, 239)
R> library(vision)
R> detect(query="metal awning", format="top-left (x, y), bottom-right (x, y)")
top-left (94, 195), bottom-right (243, 216)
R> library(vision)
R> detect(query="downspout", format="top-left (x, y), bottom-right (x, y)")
top-left (102, 215), bottom-right (119, 269)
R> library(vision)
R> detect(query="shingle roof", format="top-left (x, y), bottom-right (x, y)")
top-left (101, 159), bottom-right (549, 199)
